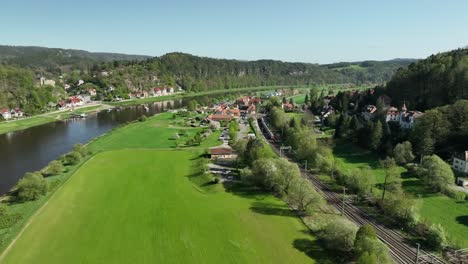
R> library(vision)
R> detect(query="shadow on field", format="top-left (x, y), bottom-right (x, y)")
top-left (456, 215), bottom-right (468, 227)
top-left (222, 181), bottom-right (269, 199)
top-left (249, 201), bottom-right (296, 217)
top-left (293, 239), bottom-right (329, 262)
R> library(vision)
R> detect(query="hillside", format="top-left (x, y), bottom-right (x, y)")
top-left (0, 45), bottom-right (150, 74)
top-left (96, 52), bottom-right (414, 93)
top-left (383, 48), bottom-right (468, 110)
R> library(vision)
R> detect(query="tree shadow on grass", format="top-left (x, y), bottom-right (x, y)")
top-left (293, 238), bottom-right (331, 263)
top-left (249, 201), bottom-right (296, 217)
top-left (456, 215), bottom-right (468, 227)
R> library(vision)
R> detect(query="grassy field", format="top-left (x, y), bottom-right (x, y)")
top-left (332, 141), bottom-right (468, 248)
top-left (0, 105), bottom-right (106, 135)
top-left (1, 112), bottom-right (322, 263)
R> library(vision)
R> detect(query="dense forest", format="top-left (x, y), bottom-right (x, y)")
top-left (94, 52), bottom-right (414, 93)
top-left (383, 48), bottom-right (468, 110)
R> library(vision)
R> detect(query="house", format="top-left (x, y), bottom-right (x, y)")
top-left (282, 103), bottom-right (294, 112)
top-left (399, 111), bottom-right (423, 129)
top-left (64, 84), bottom-right (71, 90)
top-left (386, 107), bottom-right (400, 122)
top-left (68, 96), bottom-right (84, 107)
top-left (77, 80), bottom-right (85, 86)
top-left (77, 95), bottom-right (91, 104)
top-left (453, 151), bottom-right (468, 175)
top-left (87, 88), bottom-right (97, 96)
top-left (100, 71), bottom-right (109, 77)
top-left (10, 108), bottom-right (23, 118)
top-left (207, 114), bottom-right (232, 122)
top-left (56, 101), bottom-right (67, 110)
top-left (209, 146), bottom-right (237, 161)
top-left (321, 105), bottom-right (334, 119)
top-left (456, 177), bottom-right (468, 188)
top-left (246, 104), bottom-right (256, 114)
top-left (0, 108), bottom-right (11, 120)
top-left (361, 105), bottom-right (377, 121)
top-left (39, 77), bottom-right (56, 87)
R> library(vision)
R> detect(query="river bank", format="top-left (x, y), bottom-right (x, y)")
top-left (0, 104), bottom-right (112, 135)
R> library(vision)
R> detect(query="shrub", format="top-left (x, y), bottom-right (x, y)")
top-left (73, 143), bottom-right (89, 157)
top-left (425, 224), bottom-right (447, 251)
top-left (320, 218), bottom-right (357, 252)
top-left (42, 160), bottom-right (64, 176)
top-left (63, 151), bottom-right (82, 165)
top-left (445, 189), bottom-right (466, 201)
top-left (16, 172), bottom-right (48, 201)
top-left (138, 115), bottom-right (147, 122)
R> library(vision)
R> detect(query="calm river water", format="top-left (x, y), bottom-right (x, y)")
top-left (0, 99), bottom-right (190, 194)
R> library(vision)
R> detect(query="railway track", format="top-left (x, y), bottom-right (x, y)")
top-left (256, 118), bottom-right (446, 264)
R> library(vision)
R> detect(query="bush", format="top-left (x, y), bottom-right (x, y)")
top-left (138, 115), bottom-right (147, 122)
top-left (380, 191), bottom-right (419, 227)
top-left (0, 204), bottom-right (8, 216)
top-left (16, 172), bottom-right (48, 201)
top-left (73, 143), bottom-right (89, 157)
top-left (63, 151), bottom-right (82, 165)
top-left (445, 188), bottom-right (466, 201)
top-left (320, 218), bottom-right (357, 252)
top-left (42, 160), bottom-right (64, 176)
top-left (425, 224), bottom-right (447, 251)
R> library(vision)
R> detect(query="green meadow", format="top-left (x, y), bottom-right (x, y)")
top-left (332, 141), bottom-right (468, 248)
top-left (1, 112), bottom-right (320, 263)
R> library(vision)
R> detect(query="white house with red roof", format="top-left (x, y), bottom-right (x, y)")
top-left (0, 108), bottom-right (11, 120)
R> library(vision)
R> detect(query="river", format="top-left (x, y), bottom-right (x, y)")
top-left (0, 99), bottom-right (190, 194)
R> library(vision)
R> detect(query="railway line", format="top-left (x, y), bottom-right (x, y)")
top-left (256, 117), bottom-right (447, 264)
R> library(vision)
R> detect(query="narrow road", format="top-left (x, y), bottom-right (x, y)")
top-left (256, 118), bottom-right (446, 264)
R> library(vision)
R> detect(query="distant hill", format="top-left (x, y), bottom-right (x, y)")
top-left (0, 46), bottom-right (416, 113)
top-left (96, 52), bottom-right (415, 93)
top-left (383, 48), bottom-right (468, 110)
top-left (0, 45), bottom-right (150, 74)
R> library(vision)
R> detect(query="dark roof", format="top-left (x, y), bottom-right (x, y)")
top-left (210, 147), bottom-right (233, 155)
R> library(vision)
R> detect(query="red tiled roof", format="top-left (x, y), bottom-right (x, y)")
top-left (0, 108), bottom-right (9, 113)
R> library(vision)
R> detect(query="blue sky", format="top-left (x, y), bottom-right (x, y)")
top-left (1, 0), bottom-right (467, 63)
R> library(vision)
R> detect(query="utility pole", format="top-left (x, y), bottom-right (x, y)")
top-left (415, 243), bottom-right (420, 264)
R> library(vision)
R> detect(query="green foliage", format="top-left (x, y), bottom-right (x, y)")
top-left (381, 191), bottom-right (419, 227)
top-left (425, 223), bottom-right (447, 251)
top-left (138, 115), bottom-right (147, 122)
top-left (16, 172), bottom-right (48, 201)
top-left (73, 143), bottom-right (89, 157)
top-left (42, 160), bottom-right (64, 176)
top-left (369, 121), bottom-right (383, 151)
top-left (385, 48), bottom-right (468, 110)
top-left (287, 178), bottom-right (319, 214)
top-left (418, 155), bottom-right (455, 192)
top-left (346, 168), bottom-right (375, 197)
top-left (319, 218), bottom-right (357, 252)
top-left (63, 151), bottom-right (82, 165)
top-left (393, 141), bottom-right (415, 165)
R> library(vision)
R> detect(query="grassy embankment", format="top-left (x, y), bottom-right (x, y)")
top-left (0, 112), bottom-right (322, 264)
top-left (0, 105), bottom-right (107, 135)
top-left (327, 141), bottom-right (468, 248)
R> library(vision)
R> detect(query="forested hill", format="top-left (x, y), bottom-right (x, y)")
top-left (0, 45), bottom-right (150, 74)
top-left (383, 48), bottom-right (468, 110)
top-left (98, 52), bottom-right (415, 92)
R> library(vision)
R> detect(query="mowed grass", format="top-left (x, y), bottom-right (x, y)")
top-left (333, 141), bottom-right (468, 248)
top-left (1, 150), bottom-right (316, 264)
